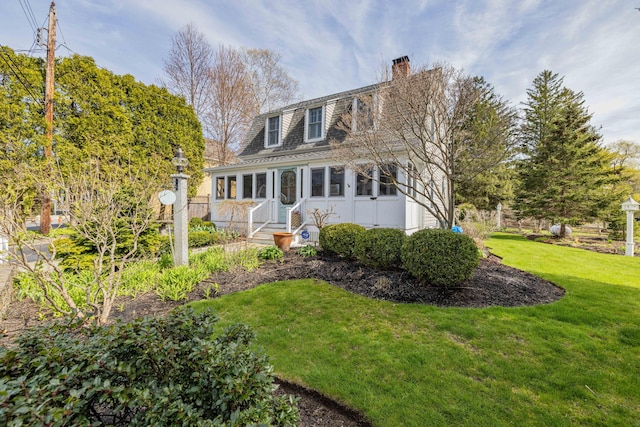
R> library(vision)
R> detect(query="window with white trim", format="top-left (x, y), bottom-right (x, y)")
top-left (329, 166), bottom-right (344, 197)
top-left (311, 168), bottom-right (325, 197)
top-left (353, 95), bottom-right (375, 132)
top-left (266, 116), bottom-right (281, 147)
top-left (227, 176), bottom-right (237, 199)
top-left (256, 173), bottom-right (267, 198)
top-left (306, 106), bottom-right (323, 142)
top-left (242, 174), bottom-right (252, 199)
top-left (378, 164), bottom-right (398, 196)
top-left (216, 177), bottom-right (225, 199)
top-left (356, 169), bottom-right (373, 196)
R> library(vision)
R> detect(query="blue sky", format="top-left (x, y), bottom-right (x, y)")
top-left (2, 0), bottom-right (640, 144)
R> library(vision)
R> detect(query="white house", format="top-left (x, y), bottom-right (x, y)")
top-left (207, 56), bottom-right (445, 243)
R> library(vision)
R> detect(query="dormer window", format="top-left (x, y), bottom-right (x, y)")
top-left (353, 94), bottom-right (376, 132)
top-left (305, 106), bottom-right (324, 142)
top-left (266, 115), bottom-right (281, 147)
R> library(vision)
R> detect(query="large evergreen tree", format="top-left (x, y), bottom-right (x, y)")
top-left (515, 71), bottom-right (620, 236)
top-left (0, 49), bottom-right (204, 199)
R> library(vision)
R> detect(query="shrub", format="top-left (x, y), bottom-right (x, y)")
top-left (189, 230), bottom-right (215, 248)
top-left (297, 244), bottom-right (318, 257)
top-left (401, 228), bottom-right (480, 287)
top-left (258, 245), bottom-right (284, 261)
top-left (0, 307), bottom-right (299, 426)
top-left (355, 228), bottom-right (405, 269)
top-left (155, 265), bottom-right (209, 301)
top-left (189, 217), bottom-right (215, 229)
top-left (319, 223), bottom-right (366, 258)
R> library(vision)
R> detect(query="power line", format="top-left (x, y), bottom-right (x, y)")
top-left (0, 47), bottom-right (44, 107)
top-left (18, 0), bottom-right (38, 33)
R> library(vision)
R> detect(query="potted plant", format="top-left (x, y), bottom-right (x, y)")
top-left (273, 232), bottom-right (293, 251)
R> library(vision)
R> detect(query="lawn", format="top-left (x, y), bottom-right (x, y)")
top-left (191, 233), bottom-right (640, 426)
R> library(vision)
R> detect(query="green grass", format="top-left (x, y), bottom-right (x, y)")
top-left (190, 234), bottom-right (640, 426)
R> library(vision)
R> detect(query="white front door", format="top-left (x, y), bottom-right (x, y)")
top-left (278, 168), bottom-right (297, 223)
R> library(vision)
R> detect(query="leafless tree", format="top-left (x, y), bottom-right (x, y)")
top-left (332, 61), bottom-right (516, 228)
top-left (242, 48), bottom-right (302, 113)
top-left (0, 159), bottom-right (161, 325)
top-left (160, 23), bottom-right (214, 120)
top-left (203, 45), bottom-right (256, 165)
top-left (609, 139), bottom-right (640, 171)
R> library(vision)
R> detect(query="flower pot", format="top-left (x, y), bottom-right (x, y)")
top-left (273, 232), bottom-right (294, 251)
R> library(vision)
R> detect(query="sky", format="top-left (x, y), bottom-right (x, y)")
top-left (2, 0), bottom-right (640, 144)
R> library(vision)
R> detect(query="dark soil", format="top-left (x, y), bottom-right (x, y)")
top-left (1, 251), bottom-right (564, 427)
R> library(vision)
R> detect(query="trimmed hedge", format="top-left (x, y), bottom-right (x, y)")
top-left (355, 228), bottom-right (405, 269)
top-left (0, 307), bottom-right (299, 426)
top-left (401, 228), bottom-right (479, 286)
top-left (319, 223), bottom-right (366, 258)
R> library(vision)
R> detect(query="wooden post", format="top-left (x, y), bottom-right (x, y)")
top-left (40, 2), bottom-right (56, 235)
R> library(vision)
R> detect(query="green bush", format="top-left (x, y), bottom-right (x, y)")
top-left (0, 307), bottom-right (299, 426)
top-left (355, 228), bottom-right (405, 269)
top-left (401, 228), bottom-right (480, 287)
top-left (155, 265), bottom-right (209, 301)
top-left (319, 223), bottom-right (366, 258)
top-left (297, 244), bottom-right (318, 257)
top-left (258, 245), bottom-right (284, 261)
top-left (51, 236), bottom-right (95, 272)
top-left (189, 230), bottom-right (215, 248)
top-left (189, 217), bottom-right (215, 229)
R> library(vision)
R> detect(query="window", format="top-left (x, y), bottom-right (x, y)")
top-left (329, 167), bottom-right (344, 197)
top-left (356, 169), bottom-right (373, 196)
top-left (354, 96), bottom-right (374, 131)
top-left (242, 174), bottom-right (252, 199)
top-left (266, 116), bottom-right (280, 147)
top-left (407, 162), bottom-right (418, 197)
top-left (256, 173), bottom-right (267, 198)
top-left (227, 176), bottom-right (237, 199)
top-left (311, 168), bottom-right (325, 197)
top-left (379, 164), bottom-right (398, 196)
top-left (306, 106), bottom-right (323, 141)
top-left (216, 177), bottom-right (225, 199)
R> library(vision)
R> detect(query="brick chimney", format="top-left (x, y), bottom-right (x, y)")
top-left (392, 56), bottom-right (410, 79)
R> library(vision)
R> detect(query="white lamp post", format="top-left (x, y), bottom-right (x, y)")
top-left (496, 202), bottom-right (503, 229)
top-left (171, 147), bottom-right (190, 266)
top-left (621, 195), bottom-right (639, 257)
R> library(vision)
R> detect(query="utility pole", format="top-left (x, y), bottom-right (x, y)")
top-left (41, 1), bottom-right (56, 234)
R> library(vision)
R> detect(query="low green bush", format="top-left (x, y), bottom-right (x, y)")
top-left (297, 244), bottom-right (318, 257)
top-left (51, 236), bottom-right (95, 272)
top-left (155, 265), bottom-right (209, 301)
top-left (0, 307), bottom-right (299, 426)
top-left (355, 228), bottom-right (405, 269)
top-left (189, 230), bottom-right (215, 248)
top-left (401, 228), bottom-right (480, 286)
top-left (258, 245), bottom-right (284, 261)
top-left (319, 223), bottom-right (366, 258)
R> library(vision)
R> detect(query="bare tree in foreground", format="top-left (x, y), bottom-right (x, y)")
top-left (332, 62), bottom-right (516, 228)
top-left (0, 159), bottom-right (161, 325)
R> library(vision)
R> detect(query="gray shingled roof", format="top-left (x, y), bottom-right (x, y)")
top-left (239, 82), bottom-right (384, 158)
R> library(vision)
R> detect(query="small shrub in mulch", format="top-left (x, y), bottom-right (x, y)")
top-left (401, 228), bottom-right (480, 287)
top-left (319, 223), bottom-right (365, 258)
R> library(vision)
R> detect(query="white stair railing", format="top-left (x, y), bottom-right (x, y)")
top-left (248, 200), bottom-right (272, 238)
top-left (286, 199), bottom-right (307, 234)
